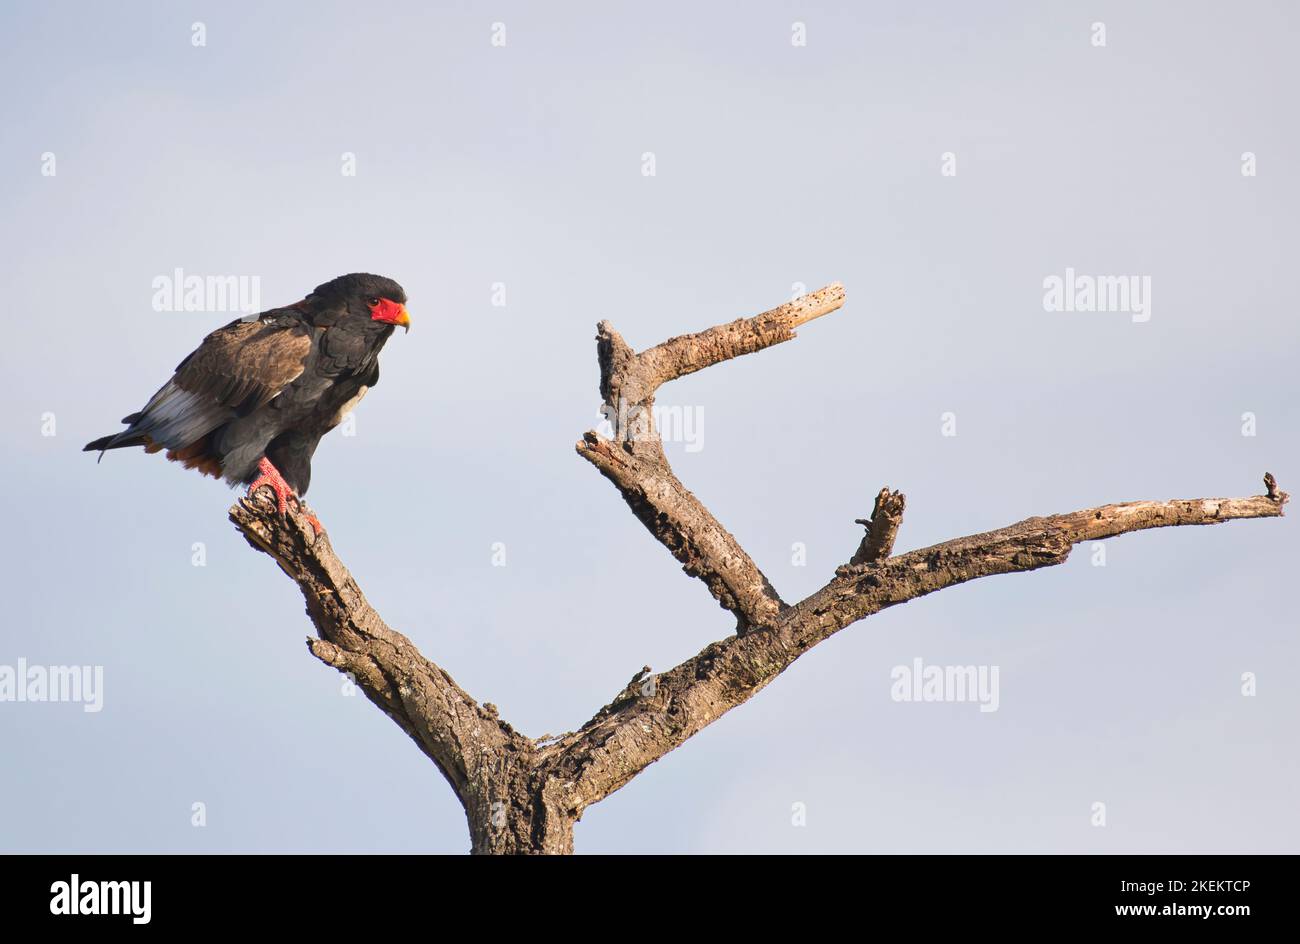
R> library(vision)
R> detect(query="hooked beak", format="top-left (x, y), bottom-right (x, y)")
top-left (371, 298), bottom-right (412, 332)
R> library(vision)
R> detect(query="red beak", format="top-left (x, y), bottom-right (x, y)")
top-left (370, 298), bottom-right (411, 332)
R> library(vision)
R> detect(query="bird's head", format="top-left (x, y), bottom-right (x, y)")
top-left (305, 273), bottom-right (410, 332)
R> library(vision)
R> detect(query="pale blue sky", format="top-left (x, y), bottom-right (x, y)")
top-left (0, 0), bottom-right (1295, 852)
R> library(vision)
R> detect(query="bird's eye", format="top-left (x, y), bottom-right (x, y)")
top-left (367, 296), bottom-right (380, 307)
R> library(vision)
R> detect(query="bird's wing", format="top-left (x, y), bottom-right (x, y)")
top-left (126, 316), bottom-right (313, 452)
top-left (172, 316), bottom-right (314, 414)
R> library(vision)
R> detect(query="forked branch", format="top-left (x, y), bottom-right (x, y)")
top-left (577, 283), bottom-right (846, 631)
top-left (229, 282), bottom-right (1286, 853)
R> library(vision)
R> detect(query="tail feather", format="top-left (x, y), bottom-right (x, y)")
top-left (87, 379), bottom-right (231, 474)
top-left (83, 430), bottom-right (150, 464)
top-left (83, 431), bottom-right (147, 452)
top-left (85, 427), bottom-right (222, 477)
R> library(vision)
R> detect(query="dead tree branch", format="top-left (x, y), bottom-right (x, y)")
top-left (849, 487), bottom-right (907, 565)
top-left (576, 283), bottom-right (845, 631)
top-left (229, 497), bottom-right (552, 853)
top-left (229, 283), bottom-right (1287, 853)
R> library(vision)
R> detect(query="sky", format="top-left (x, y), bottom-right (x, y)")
top-left (0, 0), bottom-right (1296, 853)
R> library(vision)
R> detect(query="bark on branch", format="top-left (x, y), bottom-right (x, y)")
top-left (227, 282), bottom-right (1287, 853)
top-left (229, 494), bottom-right (553, 853)
top-left (549, 483), bottom-right (1286, 810)
top-left (849, 487), bottom-right (907, 565)
top-left (576, 284), bottom-right (845, 631)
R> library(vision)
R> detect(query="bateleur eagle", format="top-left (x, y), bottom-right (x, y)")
top-left (85, 273), bottom-right (409, 520)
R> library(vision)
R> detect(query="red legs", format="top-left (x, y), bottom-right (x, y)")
top-left (247, 457), bottom-right (294, 514)
top-left (246, 457), bottom-right (324, 535)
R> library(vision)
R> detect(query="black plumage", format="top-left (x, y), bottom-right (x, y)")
top-left (85, 273), bottom-right (409, 500)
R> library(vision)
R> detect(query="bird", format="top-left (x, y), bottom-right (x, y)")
top-left (84, 273), bottom-right (410, 527)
